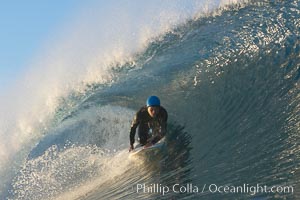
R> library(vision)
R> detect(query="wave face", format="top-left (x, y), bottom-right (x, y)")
top-left (2, 0), bottom-right (300, 199)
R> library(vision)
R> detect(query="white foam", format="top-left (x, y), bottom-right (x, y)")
top-left (0, 0), bottom-right (246, 196)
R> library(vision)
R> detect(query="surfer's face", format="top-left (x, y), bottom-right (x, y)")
top-left (147, 106), bottom-right (159, 118)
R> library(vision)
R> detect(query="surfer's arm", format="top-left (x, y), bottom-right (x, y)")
top-left (129, 113), bottom-right (140, 147)
top-left (160, 109), bottom-right (168, 136)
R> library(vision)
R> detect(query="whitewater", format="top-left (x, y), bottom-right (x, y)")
top-left (1, 0), bottom-right (299, 199)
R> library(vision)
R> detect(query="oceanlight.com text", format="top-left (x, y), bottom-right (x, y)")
top-left (136, 183), bottom-right (294, 196)
top-left (207, 183), bottom-right (294, 196)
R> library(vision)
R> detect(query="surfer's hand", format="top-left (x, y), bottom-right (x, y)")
top-left (144, 142), bottom-right (153, 148)
top-left (129, 145), bottom-right (134, 152)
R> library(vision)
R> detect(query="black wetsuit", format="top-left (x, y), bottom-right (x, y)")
top-left (130, 106), bottom-right (168, 146)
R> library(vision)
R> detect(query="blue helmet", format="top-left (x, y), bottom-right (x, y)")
top-left (146, 96), bottom-right (160, 107)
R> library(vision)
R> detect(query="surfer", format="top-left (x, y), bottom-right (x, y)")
top-left (129, 96), bottom-right (168, 152)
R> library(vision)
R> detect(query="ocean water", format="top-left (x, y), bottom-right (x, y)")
top-left (1, 0), bottom-right (299, 199)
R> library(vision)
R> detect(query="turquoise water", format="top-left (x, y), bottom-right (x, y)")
top-left (4, 0), bottom-right (300, 199)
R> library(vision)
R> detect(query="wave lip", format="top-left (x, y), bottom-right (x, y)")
top-left (2, 1), bottom-right (239, 196)
top-left (3, 0), bottom-right (300, 199)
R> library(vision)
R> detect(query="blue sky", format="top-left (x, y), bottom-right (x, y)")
top-left (0, 1), bottom-right (87, 91)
